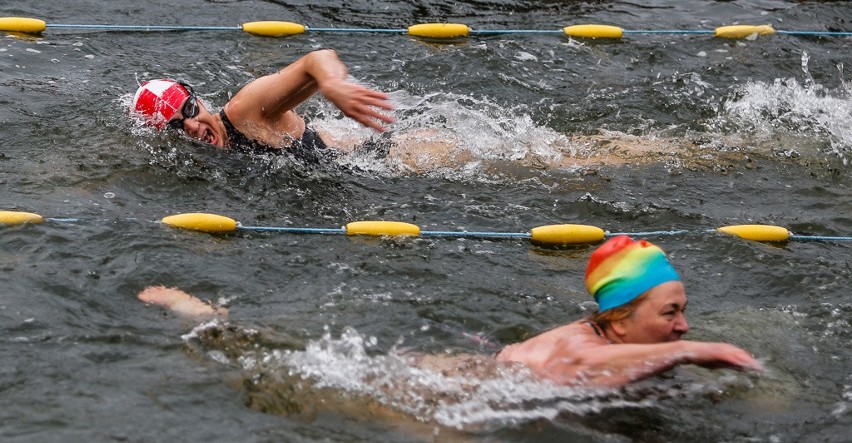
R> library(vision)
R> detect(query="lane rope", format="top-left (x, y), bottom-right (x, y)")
top-left (2, 17), bottom-right (851, 39)
top-left (2, 211), bottom-right (850, 245)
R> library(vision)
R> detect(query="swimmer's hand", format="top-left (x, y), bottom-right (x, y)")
top-left (138, 285), bottom-right (228, 318)
top-left (318, 78), bottom-right (396, 132)
top-left (684, 342), bottom-right (763, 372)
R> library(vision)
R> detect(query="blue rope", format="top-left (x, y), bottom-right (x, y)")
top-left (470, 29), bottom-right (563, 35)
top-left (236, 225), bottom-right (346, 235)
top-left (307, 27), bottom-right (405, 34)
top-left (789, 234), bottom-right (852, 242)
top-left (606, 230), bottom-right (691, 237)
top-left (777, 30), bottom-right (852, 37)
top-left (46, 24), bottom-right (241, 31)
top-left (421, 230), bottom-right (531, 239)
top-left (623, 29), bottom-right (715, 35)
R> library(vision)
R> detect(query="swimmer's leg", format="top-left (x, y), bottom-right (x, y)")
top-left (138, 285), bottom-right (228, 318)
top-left (388, 129), bottom-right (471, 171)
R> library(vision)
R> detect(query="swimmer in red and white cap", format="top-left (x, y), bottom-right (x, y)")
top-left (131, 49), bottom-right (715, 171)
top-left (131, 49), bottom-right (395, 159)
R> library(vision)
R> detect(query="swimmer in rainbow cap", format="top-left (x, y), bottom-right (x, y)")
top-left (496, 235), bottom-right (762, 387)
top-left (138, 235), bottom-right (761, 388)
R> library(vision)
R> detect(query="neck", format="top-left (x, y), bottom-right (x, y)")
top-left (602, 327), bottom-right (622, 344)
top-left (211, 111), bottom-right (229, 147)
top-left (591, 320), bottom-right (622, 344)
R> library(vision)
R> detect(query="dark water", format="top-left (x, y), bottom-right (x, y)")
top-left (2, 1), bottom-right (850, 441)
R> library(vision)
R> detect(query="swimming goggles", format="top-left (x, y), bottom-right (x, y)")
top-left (167, 83), bottom-right (200, 130)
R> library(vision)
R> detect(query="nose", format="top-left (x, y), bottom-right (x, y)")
top-left (674, 314), bottom-right (689, 334)
top-left (182, 118), bottom-right (201, 137)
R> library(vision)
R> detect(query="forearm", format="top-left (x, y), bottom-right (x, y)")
top-left (268, 50), bottom-right (345, 112)
top-left (301, 49), bottom-right (349, 90)
top-left (237, 50), bottom-right (346, 119)
top-left (564, 341), bottom-right (690, 387)
top-left (550, 339), bottom-right (759, 387)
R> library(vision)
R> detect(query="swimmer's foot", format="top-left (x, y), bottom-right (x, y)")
top-left (138, 285), bottom-right (228, 318)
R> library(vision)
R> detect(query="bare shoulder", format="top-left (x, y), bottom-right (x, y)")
top-left (224, 79), bottom-right (266, 120)
top-left (497, 319), bottom-right (606, 365)
top-left (547, 320), bottom-right (610, 352)
top-left (544, 320), bottom-right (603, 343)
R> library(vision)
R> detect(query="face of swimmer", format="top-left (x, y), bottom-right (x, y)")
top-left (167, 93), bottom-right (226, 147)
top-left (611, 281), bottom-right (690, 344)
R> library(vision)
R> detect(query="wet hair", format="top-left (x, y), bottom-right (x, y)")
top-left (589, 291), bottom-right (650, 331)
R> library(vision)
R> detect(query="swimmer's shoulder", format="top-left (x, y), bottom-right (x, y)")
top-left (540, 319), bottom-right (596, 339)
top-left (497, 320), bottom-right (593, 361)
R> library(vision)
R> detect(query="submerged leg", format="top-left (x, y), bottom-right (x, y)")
top-left (138, 285), bottom-right (228, 318)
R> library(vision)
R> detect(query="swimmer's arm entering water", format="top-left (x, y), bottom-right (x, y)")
top-left (497, 321), bottom-right (761, 388)
top-left (547, 340), bottom-right (762, 387)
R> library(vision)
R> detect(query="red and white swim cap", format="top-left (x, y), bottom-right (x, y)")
top-left (132, 79), bottom-right (191, 129)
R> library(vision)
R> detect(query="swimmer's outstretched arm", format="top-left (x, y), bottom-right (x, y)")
top-left (138, 286), bottom-right (228, 318)
top-left (545, 339), bottom-right (762, 387)
top-left (229, 49), bottom-right (395, 132)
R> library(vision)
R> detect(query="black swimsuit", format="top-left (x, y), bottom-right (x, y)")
top-left (218, 109), bottom-right (391, 165)
top-left (219, 109), bottom-right (339, 164)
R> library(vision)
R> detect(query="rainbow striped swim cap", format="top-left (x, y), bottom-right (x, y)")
top-left (585, 235), bottom-right (680, 313)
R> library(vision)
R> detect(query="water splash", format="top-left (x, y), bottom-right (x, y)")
top-left (833, 374), bottom-right (851, 417)
top-left (181, 325), bottom-right (757, 431)
top-left (236, 327), bottom-right (628, 430)
top-left (719, 52), bottom-right (852, 164)
top-left (309, 90), bottom-right (706, 180)
top-left (307, 90), bottom-right (576, 179)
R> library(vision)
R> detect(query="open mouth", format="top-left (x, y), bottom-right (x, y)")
top-left (202, 128), bottom-right (215, 145)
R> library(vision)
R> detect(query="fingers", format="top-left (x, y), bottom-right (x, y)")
top-left (345, 102), bottom-right (396, 132)
top-left (738, 354), bottom-right (764, 372)
top-left (692, 342), bottom-right (764, 373)
top-left (353, 88), bottom-right (396, 131)
top-left (324, 81), bottom-right (396, 132)
top-left (362, 91), bottom-right (395, 110)
top-left (724, 346), bottom-right (764, 372)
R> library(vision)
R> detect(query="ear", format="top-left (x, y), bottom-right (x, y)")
top-left (609, 319), bottom-right (628, 339)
